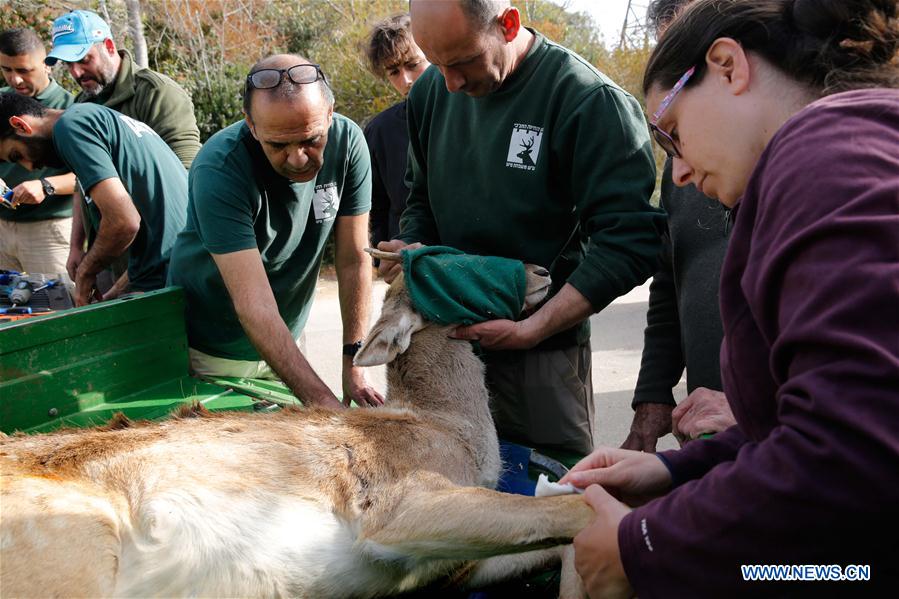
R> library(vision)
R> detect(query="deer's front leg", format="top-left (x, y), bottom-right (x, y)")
top-left (359, 485), bottom-right (594, 562)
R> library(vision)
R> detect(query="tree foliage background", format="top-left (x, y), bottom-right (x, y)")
top-left (5, 0), bottom-right (655, 144)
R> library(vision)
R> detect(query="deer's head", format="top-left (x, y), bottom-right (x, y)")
top-left (355, 249), bottom-right (551, 367)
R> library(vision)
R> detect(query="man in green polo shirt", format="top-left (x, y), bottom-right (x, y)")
top-left (0, 94), bottom-right (188, 305)
top-left (45, 10), bottom-right (201, 287)
top-left (379, 0), bottom-right (665, 459)
top-left (168, 54), bottom-right (382, 411)
top-left (0, 28), bottom-right (75, 274)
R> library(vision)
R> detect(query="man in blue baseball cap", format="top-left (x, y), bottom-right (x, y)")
top-left (45, 10), bottom-right (200, 169)
top-left (45, 10), bottom-right (112, 73)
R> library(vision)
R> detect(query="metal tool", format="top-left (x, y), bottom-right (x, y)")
top-left (0, 269), bottom-right (22, 285)
top-left (0, 306), bottom-right (50, 315)
top-left (1, 181), bottom-right (15, 210)
top-left (9, 280), bottom-right (33, 306)
top-left (31, 279), bottom-right (60, 294)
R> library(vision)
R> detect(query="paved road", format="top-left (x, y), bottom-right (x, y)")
top-left (305, 276), bottom-right (680, 452)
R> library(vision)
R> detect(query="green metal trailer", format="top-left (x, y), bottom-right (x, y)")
top-left (0, 287), bottom-right (300, 435)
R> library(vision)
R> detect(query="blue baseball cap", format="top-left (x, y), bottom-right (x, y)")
top-left (45, 10), bottom-right (112, 66)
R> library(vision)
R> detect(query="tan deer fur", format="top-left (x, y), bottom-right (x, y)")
top-left (0, 264), bottom-right (591, 598)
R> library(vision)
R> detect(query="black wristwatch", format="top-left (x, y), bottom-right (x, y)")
top-left (39, 177), bottom-right (56, 197)
top-left (342, 340), bottom-right (364, 357)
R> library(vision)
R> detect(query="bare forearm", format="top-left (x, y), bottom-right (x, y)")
top-left (336, 254), bottom-right (371, 345)
top-left (78, 220), bottom-right (137, 277)
top-left (522, 283), bottom-right (594, 344)
top-left (237, 306), bottom-right (338, 407)
top-left (46, 173), bottom-right (76, 196)
top-left (69, 196), bottom-right (85, 250)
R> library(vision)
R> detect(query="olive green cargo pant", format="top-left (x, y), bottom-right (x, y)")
top-left (483, 343), bottom-right (595, 457)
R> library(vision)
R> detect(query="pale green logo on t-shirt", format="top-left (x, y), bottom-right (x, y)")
top-left (506, 123), bottom-right (544, 171)
top-left (313, 182), bottom-right (339, 223)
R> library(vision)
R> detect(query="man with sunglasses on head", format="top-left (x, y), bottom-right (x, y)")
top-left (168, 54), bottom-right (383, 411)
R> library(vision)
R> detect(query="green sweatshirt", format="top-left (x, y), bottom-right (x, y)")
top-left (399, 30), bottom-right (664, 347)
top-left (75, 50), bottom-right (201, 168)
top-left (0, 80), bottom-right (74, 221)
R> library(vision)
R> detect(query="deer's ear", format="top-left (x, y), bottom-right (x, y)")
top-left (354, 310), bottom-right (424, 366)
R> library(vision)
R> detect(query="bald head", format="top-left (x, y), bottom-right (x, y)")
top-left (411, 0), bottom-right (509, 31)
top-left (410, 0), bottom-right (527, 97)
top-left (243, 53), bottom-right (333, 117)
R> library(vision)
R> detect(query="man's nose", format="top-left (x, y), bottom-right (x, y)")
top-left (402, 69), bottom-right (414, 89)
top-left (287, 147), bottom-right (308, 169)
top-left (671, 157), bottom-right (694, 188)
top-left (440, 67), bottom-right (465, 93)
top-left (11, 74), bottom-right (24, 87)
top-left (68, 63), bottom-right (83, 79)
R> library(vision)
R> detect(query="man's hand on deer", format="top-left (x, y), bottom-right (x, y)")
top-left (574, 485), bottom-right (634, 599)
top-left (375, 240), bottom-right (423, 283)
top-left (342, 365), bottom-right (385, 407)
top-left (450, 318), bottom-right (539, 350)
top-left (672, 387), bottom-right (735, 443)
top-left (560, 447), bottom-right (672, 507)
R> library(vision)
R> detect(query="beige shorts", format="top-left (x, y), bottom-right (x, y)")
top-left (0, 217), bottom-right (72, 275)
top-left (188, 333), bottom-right (307, 380)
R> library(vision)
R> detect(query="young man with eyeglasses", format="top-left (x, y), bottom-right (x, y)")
top-left (378, 0), bottom-right (665, 462)
top-left (168, 54), bottom-right (383, 411)
top-left (0, 93), bottom-right (188, 305)
top-left (0, 28), bottom-right (76, 275)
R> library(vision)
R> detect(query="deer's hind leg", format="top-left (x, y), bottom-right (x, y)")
top-left (358, 474), bottom-right (593, 563)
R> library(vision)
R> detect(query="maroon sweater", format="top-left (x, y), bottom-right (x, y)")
top-left (620, 89), bottom-right (899, 596)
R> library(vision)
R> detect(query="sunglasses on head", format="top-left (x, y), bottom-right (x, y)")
top-left (246, 63), bottom-right (328, 90)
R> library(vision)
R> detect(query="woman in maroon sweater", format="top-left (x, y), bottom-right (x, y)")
top-left (561, 0), bottom-right (899, 596)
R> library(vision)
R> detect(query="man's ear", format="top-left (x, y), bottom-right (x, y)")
top-left (8, 116), bottom-right (34, 136)
top-left (244, 113), bottom-right (257, 139)
top-left (103, 38), bottom-right (117, 56)
top-left (705, 37), bottom-right (751, 95)
top-left (498, 7), bottom-right (521, 42)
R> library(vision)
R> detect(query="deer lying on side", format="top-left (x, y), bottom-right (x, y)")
top-left (0, 256), bottom-right (592, 598)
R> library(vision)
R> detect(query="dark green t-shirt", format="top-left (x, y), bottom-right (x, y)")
top-left (52, 103), bottom-right (188, 290)
top-left (400, 30), bottom-right (665, 347)
top-left (0, 80), bottom-right (74, 222)
top-left (168, 114), bottom-right (371, 361)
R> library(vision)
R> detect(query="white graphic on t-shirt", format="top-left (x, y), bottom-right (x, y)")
top-left (119, 114), bottom-right (160, 139)
top-left (313, 182), bottom-right (340, 223)
top-left (506, 123), bottom-right (544, 171)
